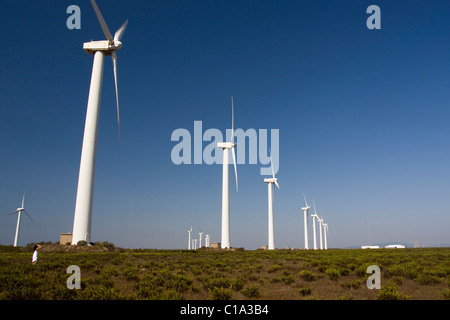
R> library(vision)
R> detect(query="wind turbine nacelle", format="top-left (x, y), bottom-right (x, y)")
top-left (264, 178), bottom-right (277, 184)
top-left (217, 142), bottom-right (236, 149)
top-left (83, 40), bottom-right (122, 55)
top-left (17, 207), bottom-right (24, 211)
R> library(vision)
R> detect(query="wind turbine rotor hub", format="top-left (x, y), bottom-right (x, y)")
top-left (83, 40), bottom-right (122, 55)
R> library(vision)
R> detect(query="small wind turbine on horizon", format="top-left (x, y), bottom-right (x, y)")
top-left (217, 96), bottom-right (238, 249)
top-left (323, 222), bottom-right (329, 250)
top-left (6, 194), bottom-right (34, 247)
top-left (193, 238), bottom-right (198, 250)
top-left (199, 230), bottom-right (203, 248)
top-left (301, 194), bottom-right (311, 250)
top-left (187, 226), bottom-right (192, 250)
top-left (72, 0), bottom-right (128, 245)
top-left (264, 151), bottom-right (280, 250)
top-left (205, 234), bottom-right (211, 247)
top-left (317, 216), bottom-right (324, 250)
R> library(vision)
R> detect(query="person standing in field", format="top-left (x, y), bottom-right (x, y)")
top-left (32, 244), bottom-right (42, 264)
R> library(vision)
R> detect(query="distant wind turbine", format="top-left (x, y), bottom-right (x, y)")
top-left (264, 151), bottom-right (280, 250)
top-left (7, 194), bottom-right (33, 247)
top-left (217, 96), bottom-right (238, 249)
top-left (317, 216), bottom-right (324, 250)
top-left (72, 0), bottom-right (128, 245)
top-left (311, 200), bottom-right (319, 250)
top-left (187, 226), bottom-right (192, 250)
top-left (205, 234), bottom-right (210, 247)
top-left (199, 231), bottom-right (203, 248)
top-left (323, 222), bottom-right (329, 250)
top-left (193, 238), bottom-right (198, 250)
top-left (301, 194), bottom-right (311, 250)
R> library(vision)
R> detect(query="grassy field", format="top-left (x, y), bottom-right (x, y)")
top-left (1, 243), bottom-right (449, 300)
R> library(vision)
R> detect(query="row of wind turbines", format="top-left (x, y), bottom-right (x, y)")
top-left (215, 95), bottom-right (330, 250)
top-left (4, 1), bottom-right (330, 251)
top-left (69, 0), bottom-right (331, 250)
top-left (187, 227), bottom-right (211, 250)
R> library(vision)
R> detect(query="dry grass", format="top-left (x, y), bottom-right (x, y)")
top-left (1, 245), bottom-right (449, 300)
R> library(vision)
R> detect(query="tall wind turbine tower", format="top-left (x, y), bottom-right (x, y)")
top-left (217, 97), bottom-right (238, 249)
top-left (311, 200), bottom-right (319, 250)
top-left (72, 0), bottom-right (128, 244)
top-left (264, 152), bottom-right (280, 250)
top-left (317, 216), bottom-right (324, 250)
top-left (301, 194), bottom-right (311, 249)
top-left (205, 234), bottom-right (210, 247)
top-left (7, 194), bottom-right (33, 247)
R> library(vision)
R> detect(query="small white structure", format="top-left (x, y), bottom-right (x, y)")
top-left (385, 244), bottom-right (406, 249)
top-left (361, 245), bottom-right (380, 249)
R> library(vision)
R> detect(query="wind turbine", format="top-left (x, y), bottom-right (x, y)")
top-left (72, 0), bottom-right (128, 245)
top-left (301, 194), bottom-right (311, 250)
top-left (217, 96), bottom-right (238, 249)
top-left (7, 194), bottom-right (33, 247)
top-left (193, 238), bottom-right (198, 250)
top-left (264, 152), bottom-right (280, 250)
top-left (317, 216), bottom-right (324, 250)
top-left (205, 234), bottom-right (210, 247)
top-left (311, 200), bottom-right (319, 250)
top-left (199, 231), bottom-right (203, 248)
top-left (323, 222), bottom-right (329, 250)
top-left (187, 226), bottom-right (192, 250)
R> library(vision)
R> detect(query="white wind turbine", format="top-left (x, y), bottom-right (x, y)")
top-left (301, 194), bottom-right (311, 250)
top-left (311, 200), bottom-right (319, 250)
top-left (193, 238), bottom-right (198, 250)
top-left (264, 152), bottom-right (280, 250)
top-left (72, 0), bottom-right (128, 245)
top-left (323, 222), bottom-right (329, 250)
top-left (205, 234), bottom-right (210, 247)
top-left (217, 96), bottom-right (238, 249)
top-left (199, 231), bottom-right (203, 248)
top-left (187, 226), bottom-right (192, 250)
top-left (7, 194), bottom-right (34, 247)
top-left (317, 216), bottom-right (324, 250)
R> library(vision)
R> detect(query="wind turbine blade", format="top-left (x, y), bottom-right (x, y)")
top-left (22, 193), bottom-right (25, 208)
top-left (270, 153), bottom-right (276, 180)
top-left (275, 179), bottom-right (280, 189)
top-left (7, 210), bottom-right (19, 216)
top-left (230, 96), bottom-right (234, 143)
top-left (231, 146), bottom-right (238, 192)
top-left (114, 19), bottom-right (128, 41)
top-left (112, 51), bottom-right (121, 143)
top-left (313, 199), bottom-right (317, 215)
top-left (303, 193), bottom-right (308, 207)
top-left (90, 0), bottom-right (113, 43)
top-left (23, 210), bottom-right (33, 222)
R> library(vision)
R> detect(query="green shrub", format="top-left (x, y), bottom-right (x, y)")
top-left (299, 288), bottom-right (312, 296)
top-left (377, 280), bottom-right (410, 300)
top-left (281, 270), bottom-right (295, 284)
top-left (208, 286), bottom-right (233, 300)
top-left (231, 275), bottom-right (247, 291)
top-left (440, 288), bottom-right (450, 300)
top-left (299, 270), bottom-right (316, 281)
top-left (325, 268), bottom-right (340, 281)
top-left (241, 285), bottom-right (261, 299)
top-left (266, 263), bottom-right (282, 273)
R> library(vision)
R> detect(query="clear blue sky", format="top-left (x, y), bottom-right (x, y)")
top-left (1, 0), bottom-right (449, 249)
